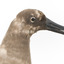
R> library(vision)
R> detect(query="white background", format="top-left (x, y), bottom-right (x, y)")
top-left (0, 0), bottom-right (64, 64)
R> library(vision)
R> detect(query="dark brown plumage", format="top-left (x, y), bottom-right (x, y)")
top-left (0, 9), bottom-right (64, 64)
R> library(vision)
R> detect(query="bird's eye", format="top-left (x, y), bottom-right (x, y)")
top-left (30, 17), bottom-right (36, 23)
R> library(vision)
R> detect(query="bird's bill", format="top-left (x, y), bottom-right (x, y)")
top-left (46, 18), bottom-right (64, 34)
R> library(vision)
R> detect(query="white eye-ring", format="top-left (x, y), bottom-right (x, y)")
top-left (30, 17), bottom-right (36, 23)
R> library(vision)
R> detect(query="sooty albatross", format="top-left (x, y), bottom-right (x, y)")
top-left (0, 9), bottom-right (64, 64)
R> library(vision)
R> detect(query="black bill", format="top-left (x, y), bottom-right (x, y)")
top-left (46, 18), bottom-right (64, 34)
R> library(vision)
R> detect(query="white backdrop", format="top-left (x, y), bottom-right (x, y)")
top-left (0, 0), bottom-right (64, 64)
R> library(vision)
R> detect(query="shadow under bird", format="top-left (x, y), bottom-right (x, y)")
top-left (0, 9), bottom-right (64, 64)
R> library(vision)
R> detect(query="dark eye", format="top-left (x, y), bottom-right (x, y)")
top-left (30, 17), bottom-right (36, 23)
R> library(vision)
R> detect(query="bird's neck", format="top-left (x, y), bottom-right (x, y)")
top-left (2, 30), bottom-right (31, 64)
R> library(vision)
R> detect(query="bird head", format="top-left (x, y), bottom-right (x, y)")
top-left (11, 9), bottom-right (64, 37)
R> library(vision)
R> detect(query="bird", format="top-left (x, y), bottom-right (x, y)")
top-left (0, 9), bottom-right (64, 64)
